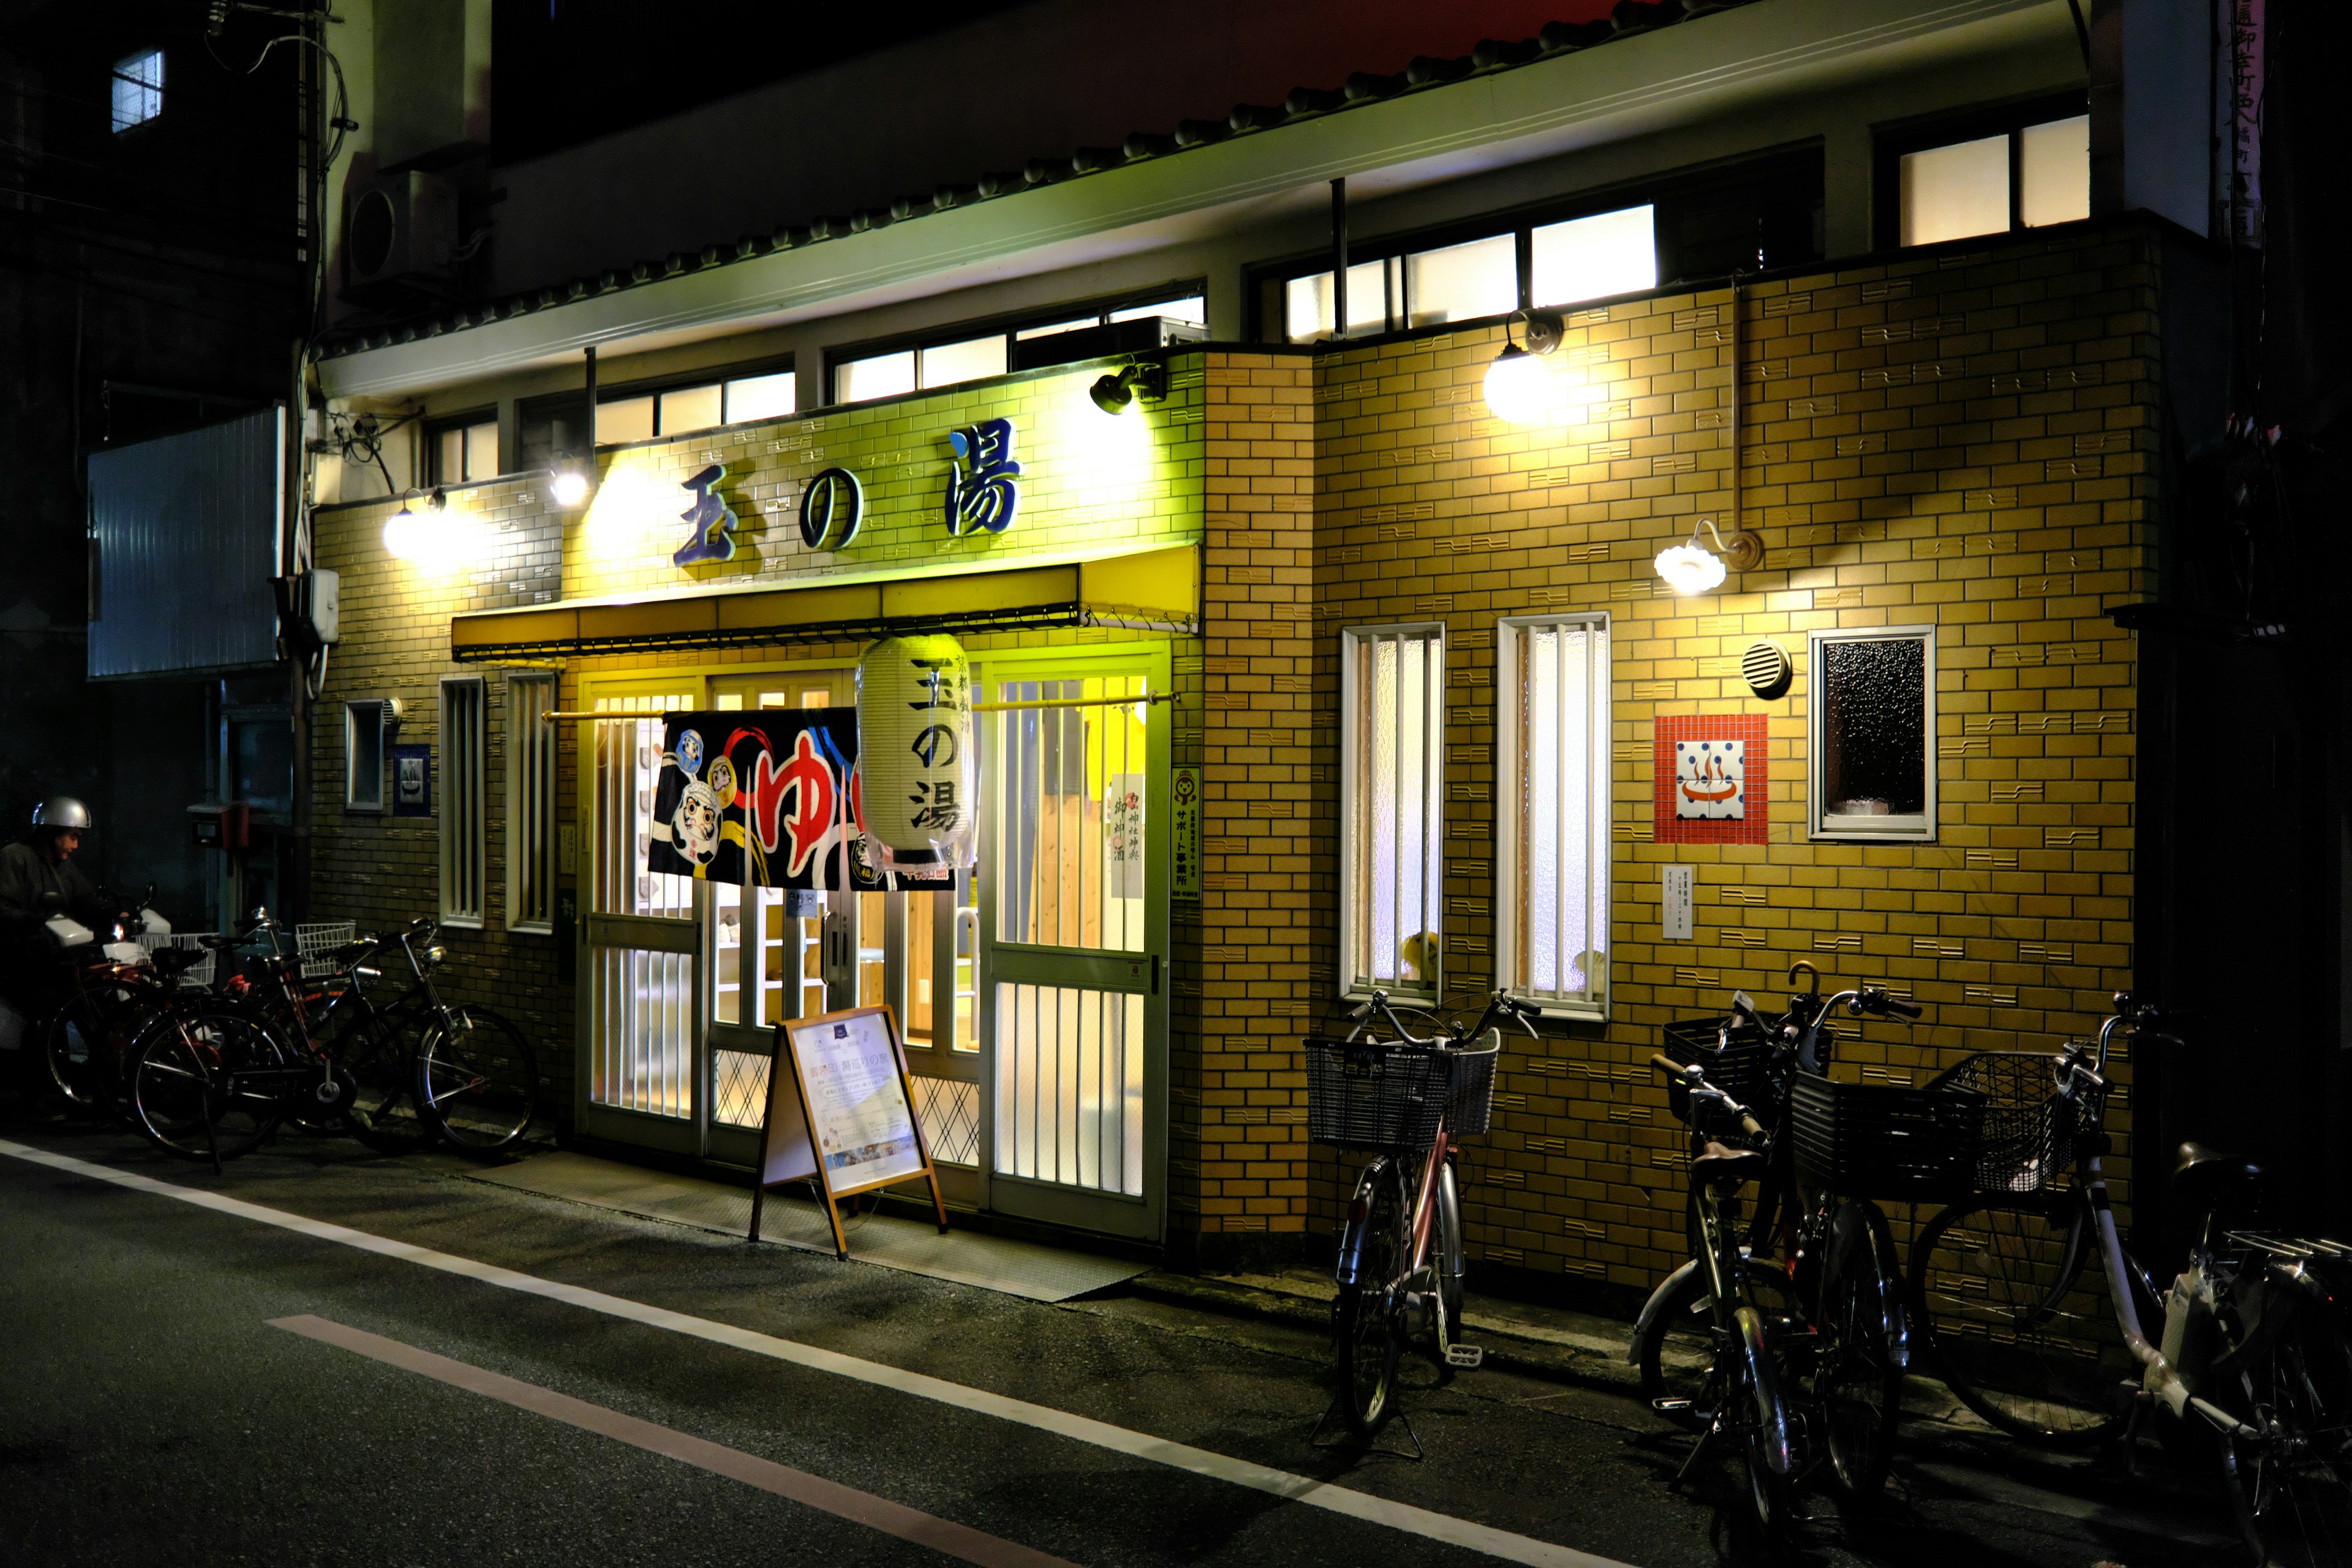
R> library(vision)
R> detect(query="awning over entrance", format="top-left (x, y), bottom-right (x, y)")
top-left (448, 543), bottom-right (1199, 660)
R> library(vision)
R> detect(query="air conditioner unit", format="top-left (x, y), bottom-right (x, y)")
top-left (342, 170), bottom-right (460, 296)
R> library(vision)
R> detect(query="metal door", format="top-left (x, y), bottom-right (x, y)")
top-left (978, 653), bottom-right (1168, 1239)
top-left (579, 679), bottom-right (702, 1155)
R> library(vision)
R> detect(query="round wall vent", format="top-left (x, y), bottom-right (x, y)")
top-left (1742, 640), bottom-right (1793, 700)
top-left (349, 187), bottom-right (398, 281)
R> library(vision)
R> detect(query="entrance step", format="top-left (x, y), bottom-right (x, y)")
top-left (462, 1150), bottom-right (1148, 1303)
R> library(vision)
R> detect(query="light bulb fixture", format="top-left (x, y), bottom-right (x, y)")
top-left (382, 487), bottom-right (454, 562)
top-left (382, 498), bottom-right (423, 559)
top-left (549, 460), bottom-right (592, 508)
top-left (1090, 360), bottom-right (1169, 416)
top-left (1653, 516), bottom-right (1766, 595)
top-left (1482, 307), bottom-right (1566, 425)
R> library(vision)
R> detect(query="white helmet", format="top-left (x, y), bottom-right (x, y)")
top-left (32, 796), bottom-right (92, 831)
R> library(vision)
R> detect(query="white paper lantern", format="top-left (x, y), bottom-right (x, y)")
top-left (855, 634), bottom-right (976, 873)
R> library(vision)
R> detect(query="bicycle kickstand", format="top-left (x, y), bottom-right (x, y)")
top-left (1672, 1415), bottom-right (1719, 1488)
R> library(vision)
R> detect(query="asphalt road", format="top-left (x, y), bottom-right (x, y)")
top-left (0, 1124), bottom-right (2244, 1568)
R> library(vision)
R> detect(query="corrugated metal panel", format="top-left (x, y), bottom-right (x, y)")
top-left (88, 407), bottom-right (283, 679)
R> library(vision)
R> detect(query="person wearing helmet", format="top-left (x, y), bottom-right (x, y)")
top-left (0, 797), bottom-right (113, 1113)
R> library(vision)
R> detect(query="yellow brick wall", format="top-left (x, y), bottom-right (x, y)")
top-left (1183, 225), bottom-right (2155, 1292)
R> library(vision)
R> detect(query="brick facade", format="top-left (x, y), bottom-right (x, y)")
top-left (312, 221), bottom-right (2157, 1291)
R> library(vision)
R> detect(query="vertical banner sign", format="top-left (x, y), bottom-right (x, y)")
top-left (2229, 0), bottom-right (2264, 245)
top-left (1171, 766), bottom-right (1202, 899)
top-left (853, 635), bottom-right (977, 878)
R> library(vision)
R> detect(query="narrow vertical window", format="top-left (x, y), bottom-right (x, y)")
top-left (1496, 614), bottom-right (1610, 1017)
top-left (111, 51), bottom-right (162, 134)
top-left (506, 673), bottom-right (556, 933)
top-left (440, 676), bottom-right (488, 925)
top-left (344, 701), bottom-right (386, 813)
top-left (1809, 625), bottom-right (1936, 840)
top-left (1340, 624), bottom-right (1445, 1000)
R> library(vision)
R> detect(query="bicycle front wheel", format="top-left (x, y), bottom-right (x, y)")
top-left (1815, 1200), bottom-right (1905, 1501)
top-left (2219, 1303), bottom-right (2352, 1568)
top-left (1909, 1199), bottom-right (2135, 1445)
top-left (44, 988), bottom-right (130, 1113)
top-left (416, 1006), bottom-right (539, 1158)
top-left (326, 1009), bottom-right (434, 1154)
top-left (1332, 1159), bottom-right (1407, 1435)
top-left (128, 1005), bottom-right (288, 1163)
top-left (1637, 1257), bottom-right (1803, 1433)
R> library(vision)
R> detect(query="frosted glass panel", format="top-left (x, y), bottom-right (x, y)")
top-left (1531, 205), bottom-right (1656, 307)
top-left (724, 371), bottom-right (796, 423)
top-left (1343, 627), bottom-right (1444, 994)
top-left (1111, 295), bottom-right (1204, 326)
top-left (1406, 234), bottom-right (1517, 327)
top-left (2019, 116), bottom-right (2089, 228)
top-left (597, 394), bottom-right (654, 445)
top-left (995, 984), bottom-right (1144, 1196)
top-left (463, 421), bottom-right (498, 480)
top-left (658, 383), bottom-right (723, 435)
top-left (1286, 260), bottom-right (1387, 342)
top-left (920, 334), bottom-right (1007, 388)
top-left (1503, 617), bottom-right (1605, 1011)
top-left (1822, 638), bottom-right (1926, 815)
top-left (836, 350), bottom-right (915, 404)
top-left (1901, 135), bottom-right (2010, 246)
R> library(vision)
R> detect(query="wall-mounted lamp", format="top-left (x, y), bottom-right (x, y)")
top-left (381, 486), bottom-right (448, 560)
top-left (549, 460), bottom-right (592, 508)
top-left (1090, 360), bottom-right (1169, 416)
top-left (1653, 516), bottom-right (1765, 595)
top-left (1483, 308), bottom-right (1565, 424)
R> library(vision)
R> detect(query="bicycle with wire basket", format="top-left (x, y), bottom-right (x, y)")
top-left (1306, 988), bottom-right (1532, 1447)
top-left (1633, 970), bottom-right (1945, 1538)
top-left (1906, 993), bottom-right (2352, 1567)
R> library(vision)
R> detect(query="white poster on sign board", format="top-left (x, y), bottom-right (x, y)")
top-left (788, 1011), bottom-right (929, 1189)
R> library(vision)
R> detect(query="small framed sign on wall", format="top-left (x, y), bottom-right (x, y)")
top-left (1653, 714), bottom-right (1768, 845)
top-left (390, 744), bottom-right (432, 817)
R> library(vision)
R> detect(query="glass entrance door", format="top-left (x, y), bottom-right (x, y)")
top-left (580, 680), bottom-right (703, 1155)
top-left (695, 672), bottom-right (983, 1196)
top-left (979, 654), bottom-right (1168, 1240)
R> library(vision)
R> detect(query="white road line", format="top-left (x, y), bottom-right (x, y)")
top-left (272, 1314), bottom-right (1081, 1568)
top-left (0, 1140), bottom-right (1636, 1568)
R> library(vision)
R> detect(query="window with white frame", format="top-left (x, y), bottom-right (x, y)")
top-left (428, 414), bottom-right (499, 484)
top-left (344, 700), bottom-right (388, 813)
top-left (439, 676), bottom-right (488, 925)
top-left (832, 291), bottom-right (1208, 405)
top-left (111, 51), bottom-right (162, 134)
top-left (505, 674), bottom-right (557, 933)
top-left (1809, 625), bottom-right (1936, 841)
top-left (1880, 96), bottom-right (2089, 249)
top-left (1340, 625), bottom-right (1446, 999)
top-left (1496, 614), bottom-right (1610, 1017)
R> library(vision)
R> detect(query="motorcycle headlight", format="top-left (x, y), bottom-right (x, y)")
top-left (423, 944), bottom-right (448, 968)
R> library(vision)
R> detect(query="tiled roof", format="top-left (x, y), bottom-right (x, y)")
top-left (320, 0), bottom-right (1756, 359)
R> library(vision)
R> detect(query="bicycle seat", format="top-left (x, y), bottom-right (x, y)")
top-left (2174, 1141), bottom-right (2263, 1208)
top-left (1693, 1141), bottom-right (1768, 1187)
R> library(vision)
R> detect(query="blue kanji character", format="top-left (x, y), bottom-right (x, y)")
top-left (943, 418), bottom-right (1021, 537)
top-left (673, 463), bottom-right (738, 566)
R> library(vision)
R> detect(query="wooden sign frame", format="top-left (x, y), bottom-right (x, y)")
top-left (748, 1003), bottom-right (949, 1259)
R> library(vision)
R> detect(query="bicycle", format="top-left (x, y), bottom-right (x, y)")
top-left (1308, 988), bottom-right (1531, 1443)
top-left (1906, 993), bottom-right (2352, 1567)
top-left (1633, 975), bottom-right (1937, 1534)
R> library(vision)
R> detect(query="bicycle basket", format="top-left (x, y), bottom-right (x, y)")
top-left (1927, 1050), bottom-right (2105, 1197)
top-left (1789, 1072), bottom-right (1982, 1203)
top-left (295, 921), bottom-right (358, 981)
top-left (1305, 1038), bottom-right (1457, 1152)
top-left (1444, 1036), bottom-right (1501, 1138)
top-left (1659, 1016), bottom-right (1776, 1127)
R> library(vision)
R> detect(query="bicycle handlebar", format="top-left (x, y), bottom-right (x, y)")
top-left (1649, 1054), bottom-right (1766, 1140)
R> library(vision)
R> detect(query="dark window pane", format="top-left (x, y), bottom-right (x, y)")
top-left (1822, 638), bottom-right (1924, 814)
top-left (233, 720), bottom-right (293, 812)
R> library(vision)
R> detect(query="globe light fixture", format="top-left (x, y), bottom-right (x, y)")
top-left (1653, 517), bottom-right (1766, 595)
top-left (381, 486), bottom-right (451, 562)
top-left (549, 461), bottom-right (592, 508)
top-left (1482, 308), bottom-right (1566, 425)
